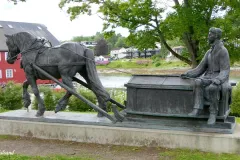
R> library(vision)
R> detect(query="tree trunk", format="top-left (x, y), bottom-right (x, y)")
top-left (182, 32), bottom-right (199, 68)
top-left (157, 30), bottom-right (192, 65)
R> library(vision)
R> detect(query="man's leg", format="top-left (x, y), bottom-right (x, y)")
top-left (207, 84), bottom-right (220, 125)
top-left (189, 78), bottom-right (204, 116)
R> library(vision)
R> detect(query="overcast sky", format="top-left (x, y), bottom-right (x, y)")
top-left (0, 0), bottom-right (129, 41)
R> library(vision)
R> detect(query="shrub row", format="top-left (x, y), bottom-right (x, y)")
top-left (32, 86), bottom-right (126, 112)
top-left (0, 81), bottom-right (23, 110)
top-left (230, 83), bottom-right (240, 117)
top-left (0, 82), bottom-right (239, 117)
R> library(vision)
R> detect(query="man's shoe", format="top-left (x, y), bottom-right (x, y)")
top-left (207, 114), bottom-right (216, 125)
top-left (188, 109), bottom-right (200, 116)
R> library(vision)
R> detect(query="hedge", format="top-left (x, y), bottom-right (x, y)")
top-left (1, 82), bottom-right (239, 117)
top-left (230, 83), bottom-right (240, 117)
top-left (0, 81), bottom-right (23, 110)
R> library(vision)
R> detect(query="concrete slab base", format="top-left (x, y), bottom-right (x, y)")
top-left (0, 110), bottom-right (239, 154)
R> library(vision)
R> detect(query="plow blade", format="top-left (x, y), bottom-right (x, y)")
top-left (32, 64), bottom-right (117, 123)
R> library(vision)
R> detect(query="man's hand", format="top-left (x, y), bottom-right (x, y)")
top-left (212, 79), bottom-right (221, 85)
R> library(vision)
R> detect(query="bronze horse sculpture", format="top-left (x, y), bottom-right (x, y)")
top-left (4, 32), bottom-right (113, 119)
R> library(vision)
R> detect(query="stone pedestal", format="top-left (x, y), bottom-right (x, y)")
top-left (124, 75), bottom-right (236, 133)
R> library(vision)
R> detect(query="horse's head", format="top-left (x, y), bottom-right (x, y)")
top-left (4, 34), bottom-right (20, 64)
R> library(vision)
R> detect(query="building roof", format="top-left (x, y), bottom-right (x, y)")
top-left (0, 21), bottom-right (60, 51)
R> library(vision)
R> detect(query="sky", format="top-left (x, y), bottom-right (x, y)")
top-left (0, 0), bottom-right (129, 41)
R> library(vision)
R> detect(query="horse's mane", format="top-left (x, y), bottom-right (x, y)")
top-left (14, 32), bottom-right (36, 41)
top-left (12, 32), bottom-right (41, 50)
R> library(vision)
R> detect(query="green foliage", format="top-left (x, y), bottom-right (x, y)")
top-left (155, 62), bottom-right (161, 67)
top-left (237, 117), bottom-right (240, 124)
top-left (94, 38), bottom-right (108, 56)
top-left (151, 54), bottom-right (161, 67)
top-left (68, 88), bottom-right (96, 112)
top-left (230, 83), bottom-right (240, 117)
top-left (0, 154), bottom-right (96, 160)
top-left (106, 89), bottom-right (126, 112)
top-left (59, 0), bottom-right (240, 67)
top-left (159, 148), bottom-right (240, 160)
top-left (33, 86), bottom-right (66, 111)
top-left (0, 82), bottom-right (23, 110)
top-left (71, 36), bottom-right (95, 42)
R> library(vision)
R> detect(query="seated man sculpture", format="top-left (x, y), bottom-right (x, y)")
top-left (181, 27), bottom-right (230, 125)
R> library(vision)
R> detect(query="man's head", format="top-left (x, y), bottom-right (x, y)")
top-left (208, 27), bottom-right (222, 44)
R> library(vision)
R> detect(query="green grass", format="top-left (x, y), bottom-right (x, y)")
top-left (0, 135), bottom-right (20, 140)
top-left (1, 148), bottom-right (240, 160)
top-left (0, 107), bottom-right (8, 113)
top-left (236, 117), bottom-right (240, 124)
top-left (0, 155), bottom-right (96, 160)
top-left (97, 58), bottom-right (189, 69)
top-left (159, 148), bottom-right (240, 160)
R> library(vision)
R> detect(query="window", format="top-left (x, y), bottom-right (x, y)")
top-left (7, 24), bottom-right (13, 28)
top-left (6, 69), bottom-right (13, 78)
top-left (5, 52), bottom-right (8, 61)
top-left (0, 70), bottom-right (2, 79)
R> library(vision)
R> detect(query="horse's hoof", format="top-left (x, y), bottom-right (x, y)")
top-left (23, 101), bottom-right (31, 109)
top-left (55, 106), bottom-right (61, 113)
top-left (36, 109), bottom-right (45, 117)
top-left (54, 109), bottom-right (59, 113)
top-left (35, 112), bottom-right (44, 117)
top-left (97, 112), bottom-right (104, 118)
top-left (55, 104), bottom-right (67, 113)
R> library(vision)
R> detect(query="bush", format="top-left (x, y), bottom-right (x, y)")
top-left (230, 83), bottom-right (240, 117)
top-left (155, 62), bottom-right (161, 67)
top-left (68, 88), bottom-right (96, 112)
top-left (33, 86), bottom-right (66, 111)
top-left (32, 86), bottom-right (127, 113)
top-left (0, 81), bottom-right (23, 110)
top-left (106, 89), bottom-right (126, 112)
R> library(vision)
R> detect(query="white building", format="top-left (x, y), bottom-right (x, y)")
top-left (110, 48), bottom-right (128, 59)
top-left (80, 41), bottom-right (97, 48)
top-left (166, 46), bottom-right (184, 61)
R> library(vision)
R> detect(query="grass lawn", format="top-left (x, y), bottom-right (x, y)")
top-left (236, 117), bottom-right (240, 124)
top-left (97, 58), bottom-right (189, 69)
top-left (0, 148), bottom-right (240, 160)
top-left (0, 107), bottom-right (8, 113)
top-left (159, 148), bottom-right (240, 160)
top-left (0, 155), bottom-right (96, 160)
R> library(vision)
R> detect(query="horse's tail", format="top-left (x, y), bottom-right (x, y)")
top-left (84, 49), bottom-right (110, 102)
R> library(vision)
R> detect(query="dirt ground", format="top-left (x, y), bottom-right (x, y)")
top-left (0, 136), bottom-right (164, 160)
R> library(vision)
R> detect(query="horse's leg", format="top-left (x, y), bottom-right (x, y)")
top-left (22, 80), bottom-right (31, 111)
top-left (55, 73), bottom-right (73, 113)
top-left (55, 91), bottom-right (72, 113)
top-left (80, 71), bottom-right (107, 117)
top-left (27, 76), bottom-right (45, 117)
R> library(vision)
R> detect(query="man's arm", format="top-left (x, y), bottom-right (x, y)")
top-left (213, 48), bottom-right (230, 85)
top-left (181, 50), bottom-right (209, 78)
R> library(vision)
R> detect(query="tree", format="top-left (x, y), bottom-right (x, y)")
top-left (94, 32), bottom-right (104, 41)
top-left (59, 0), bottom-right (239, 67)
top-left (94, 38), bottom-right (108, 56)
top-left (115, 37), bottom-right (127, 48)
top-left (71, 36), bottom-right (94, 42)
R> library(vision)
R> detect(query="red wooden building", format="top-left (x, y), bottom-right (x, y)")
top-left (0, 21), bottom-right (60, 84)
